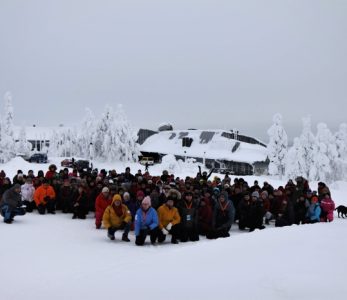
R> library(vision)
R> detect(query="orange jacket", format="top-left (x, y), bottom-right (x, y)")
top-left (157, 204), bottom-right (181, 229)
top-left (34, 185), bottom-right (56, 206)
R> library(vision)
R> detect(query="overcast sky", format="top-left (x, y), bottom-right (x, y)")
top-left (0, 0), bottom-right (346, 142)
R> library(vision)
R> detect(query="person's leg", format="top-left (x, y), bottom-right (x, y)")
top-left (107, 227), bottom-right (117, 240)
top-left (46, 199), bottom-right (56, 214)
top-left (170, 224), bottom-right (180, 244)
top-left (1, 205), bottom-right (13, 223)
top-left (149, 227), bottom-right (159, 244)
top-left (135, 230), bottom-right (147, 246)
top-left (37, 204), bottom-right (46, 215)
top-left (122, 223), bottom-right (131, 242)
top-left (157, 229), bottom-right (166, 243)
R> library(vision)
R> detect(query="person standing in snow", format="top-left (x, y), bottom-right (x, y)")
top-left (95, 186), bottom-right (112, 229)
top-left (102, 194), bottom-right (132, 242)
top-left (177, 191), bottom-right (199, 242)
top-left (134, 196), bottom-right (159, 246)
top-left (21, 177), bottom-right (35, 213)
top-left (71, 185), bottom-right (89, 219)
top-left (248, 191), bottom-right (266, 232)
top-left (0, 184), bottom-right (26, 224)
top-left (320, 193), bottom-right (335, 222)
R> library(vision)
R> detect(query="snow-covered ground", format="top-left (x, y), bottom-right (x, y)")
top-left (1, 157), bottom-right (347, 300)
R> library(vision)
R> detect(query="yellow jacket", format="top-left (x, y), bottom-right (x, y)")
top-left (157, 204), bottom-right (181, 229)
top-left (102, 199), bottom-right (132, 229)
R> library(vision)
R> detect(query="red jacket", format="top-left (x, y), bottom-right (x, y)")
top-left (95, 193), bottom-right (112, 228)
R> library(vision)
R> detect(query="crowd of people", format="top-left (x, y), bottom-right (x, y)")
top-left (0, 164), bottom-right (336, 245)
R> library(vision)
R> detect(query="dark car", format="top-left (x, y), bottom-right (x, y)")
top-left (28, 153), bottom-right (48, 163)
top-left (61, 158), bottom-right (90, 170)
top-left (75, 160), bottom-right (90, 170)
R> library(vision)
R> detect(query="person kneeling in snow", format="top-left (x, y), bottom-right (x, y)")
top-left (34, 179), bottom-right (56, 215)
top-left (134, 196), bottom-right (159, 246)
top-left (102, 194), bottom-right (132, 242)
top-left (207, 192), bottom-right (235, 239)
top-left (0, 184), bottom-right (26, 224)
top-left (157, 196), bottom-right (181, 244)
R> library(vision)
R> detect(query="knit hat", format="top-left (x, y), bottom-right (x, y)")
top-left (137, 190), bottom-right (145, 198)
top-left (251, 191), bottom-right (259, 198)
top-left (142, 196), bottom-right (151, 206)
top-left (260, 190), bottom-right (268, 197)
top-left (102, 187), bottom-right (109, 193)
top-left (13, 183), bottom-right (21, 190)
top-left (113, 194), bottom-right (122, 202)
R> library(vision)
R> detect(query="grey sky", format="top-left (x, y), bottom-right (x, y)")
top-left (1, 0), bottom-right (346, 142)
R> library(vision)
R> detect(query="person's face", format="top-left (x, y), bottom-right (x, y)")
top-left (114, 200), bottom-right (121, 207)
top-left (166, 199), bottom-right (174, 208)
top-left (185, 195), bottom-right (193, 202)
top-left (141, 202), bottom-right (150, 209)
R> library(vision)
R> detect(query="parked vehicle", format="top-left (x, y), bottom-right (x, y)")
top-left (28, 153), bottom-right (48, 163)
top-left (60, 158), bottom-right (90, 170)
top-left (139, 157), bottom-right (154, 166)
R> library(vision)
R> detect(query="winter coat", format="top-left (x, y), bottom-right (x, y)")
top-left (0, 186), bottom-right (22, 209)
top-left (306, 203), bottom-right (321, 222)
top-left (157, 204), bottom-right (181, 230)
top-left (320, 198), bottom-right (335, 222)
top-left (275, 201), bottom-right (295, 227)
top-left (102, 199), bottom-right (132, 229)
top-left (134, 207), bottom-right (158, 236)
top-left (34, 185), bottom-right (56, 206)
top-left (178, 200), bottom-right (199, 229)
top-left (198, 198), bottom-right (213, 233)
top-left (249, 200), bottom-right (265, 229)
top-left (95, 193), bottom-right (112, 228)
top-left (72, 191), bottom-right (89, 215)
top-left (21, 183), bottom-right (35, 202)
top-left (213, 199), bottom-right (235, 230)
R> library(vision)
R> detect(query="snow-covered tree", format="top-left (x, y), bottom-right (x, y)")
top-left (298, 116), bottom-right (316, 179)
top-left (113, 104), bottom-right (139, 162)
top-left (267, 113), bottom-right (288, 177)
top-left (95, 105), bottom-right (115, 160)
top-left (77, 108), bottom-right (97, 158)
top-left (15, 126), bottom-right (32, 155)
top-left (310, 123), bottom-right (338, 182)
top-left (334, 123), bottom-right (347, 180)
top-left (0, 92), bottom-right (16, 162)
top-left (285, 137), bottom-right (306, 180)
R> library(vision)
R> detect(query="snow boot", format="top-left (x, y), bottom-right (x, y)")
top-left (122, 234), bottom-right (130, 242)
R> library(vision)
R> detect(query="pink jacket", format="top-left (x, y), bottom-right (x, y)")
top-left (320, 198), bottom-right (335, 222)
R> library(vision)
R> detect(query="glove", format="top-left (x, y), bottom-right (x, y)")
top-left (162, 228), bottom-right (169, 235)
top-left (166, 223), bottom-right (173, 231)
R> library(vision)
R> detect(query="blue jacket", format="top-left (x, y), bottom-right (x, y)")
top-left (306, 203), bottom-right (321, 221)
top-left (135, 207), bottom-right (158, 236)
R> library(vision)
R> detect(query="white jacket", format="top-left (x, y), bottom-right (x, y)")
top-left (21, 183), bottom-right (35, 202)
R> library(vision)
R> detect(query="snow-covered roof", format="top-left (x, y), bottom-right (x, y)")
top-left (140, 129), bottom-right (268, 164)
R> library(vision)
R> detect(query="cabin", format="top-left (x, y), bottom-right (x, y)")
top-left (140, 129), bottom-right (269, 175)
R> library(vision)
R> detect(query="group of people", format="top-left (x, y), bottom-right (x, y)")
top-left (0, 164), bottom-right (336, 245)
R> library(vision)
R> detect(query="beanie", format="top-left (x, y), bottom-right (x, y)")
top-left (142, 196), bottom-right (151, 206)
